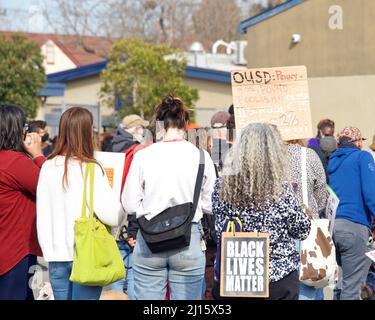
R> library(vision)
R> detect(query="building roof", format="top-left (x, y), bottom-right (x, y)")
top-left (0, 32), bottom-right (111, 66)
top-left (47, 60), bottom-right (231, 84)
top-left (238, 0), bottom-right (305, 34)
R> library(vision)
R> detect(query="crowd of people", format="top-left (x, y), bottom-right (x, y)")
top-left (0, 95), bottom-right (374, 300)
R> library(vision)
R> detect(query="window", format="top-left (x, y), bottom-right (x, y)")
top-left (45, 41), bottom-right (55, 65)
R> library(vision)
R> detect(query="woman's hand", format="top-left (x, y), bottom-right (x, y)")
top-left (24, 133), bottom-right (43, 158)
top-left (127, 237), bottom-right (137, 247)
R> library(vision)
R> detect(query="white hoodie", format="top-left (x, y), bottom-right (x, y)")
top-left (36, 156), bottom-right (125, 262)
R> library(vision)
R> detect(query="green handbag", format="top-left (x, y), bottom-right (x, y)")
top-left (69, 163), bottom-right (125, 286)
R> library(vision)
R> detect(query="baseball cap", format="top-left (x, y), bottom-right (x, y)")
top-left (122, 114), bottom-right (149, 129)
top-left (211, 111), bottom-right (230, 128)
top-left (337, 126), bottom-right (366, 143)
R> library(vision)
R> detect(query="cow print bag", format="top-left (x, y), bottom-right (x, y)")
top-left (299, 147), bottom-right (339, 288)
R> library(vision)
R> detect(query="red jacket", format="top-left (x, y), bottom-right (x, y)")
top-left (120, 143), bottom-right (147, 204)
top-left (0, 151), bottom-right (45, 275)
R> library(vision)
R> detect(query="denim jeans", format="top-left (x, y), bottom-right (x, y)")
top-left (133, 223), bottom-right (206, 300)
top-left (49, 262), bottom-right (102, 300)
top-left (333, 219), bottom-right (372, 300)
top-left (111, 240), bottom-right (134, 300)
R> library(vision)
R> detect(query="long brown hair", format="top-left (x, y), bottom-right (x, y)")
top-left (49, 107), bottom-right (100, 188)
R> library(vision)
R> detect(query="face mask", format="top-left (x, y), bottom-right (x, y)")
top-left (320, 136), bottom-right (337, 153)
top-left (41, 133), bottom-right (50, 143)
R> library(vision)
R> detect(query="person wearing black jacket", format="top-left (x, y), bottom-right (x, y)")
top-left (110, 114), bottom-right (148, 299)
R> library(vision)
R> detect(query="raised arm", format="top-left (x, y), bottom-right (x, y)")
top-left (8, 154), bottom-right (46, 197)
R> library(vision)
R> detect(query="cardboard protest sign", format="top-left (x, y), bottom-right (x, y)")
top-left (94, 151), bottom-right (126, 199)
top-left (325, 185), bottom-right (340, 235)
top-left (231, 65), bottom-right (313, 141)
top-left (220, 232), bottom-right (269, 298)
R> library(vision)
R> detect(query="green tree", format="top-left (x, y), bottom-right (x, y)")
top-left (0, 34), bottom-right (46, 118)
top-left (100, 38), bottom-right (198, 120)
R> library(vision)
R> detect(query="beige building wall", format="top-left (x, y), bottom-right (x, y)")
top-left (37, 73), bottom-right (375, 147)
top-left (184, 78), bottom-right (233, 126)
top-left (41, 41), bottom-right (77, 75)
top-left (38, 75), bottom-right (113, 120)
top-left (38, 76), bottom-right (235, 129)
top-left (244, 0), bottom-right (375, 77)
top-left (309, 75), bottom-right (375, 149)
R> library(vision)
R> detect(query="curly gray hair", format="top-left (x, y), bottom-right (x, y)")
top-left (220, 123), bottom-right (289, 207)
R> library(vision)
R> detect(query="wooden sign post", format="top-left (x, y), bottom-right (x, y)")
top-left (220, 232), bottom-right (270, 298)
top-left (231, 65), bottom-right (313, 141)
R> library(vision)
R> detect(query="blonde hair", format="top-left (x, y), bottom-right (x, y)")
top-left (220, 123), bottom-right (288, 207)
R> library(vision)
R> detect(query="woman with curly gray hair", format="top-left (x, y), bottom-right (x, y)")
top-left (212, 123), bottom-right (311, 300)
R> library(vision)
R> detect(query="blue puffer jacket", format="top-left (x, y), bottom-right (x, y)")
top-left (328, 147), bottom-right (375, 228)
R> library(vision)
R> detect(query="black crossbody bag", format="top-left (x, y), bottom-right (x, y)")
top-left (137, 149), bottom-right (205, 253)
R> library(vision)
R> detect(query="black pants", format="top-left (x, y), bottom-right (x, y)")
top-left (0, 255), bottom-right (36, 300)
top-left (212, 270), bottom-right (299, 300)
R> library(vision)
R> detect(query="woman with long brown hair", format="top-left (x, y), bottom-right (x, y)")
top-left (36, 107), bottom-right (125, 300)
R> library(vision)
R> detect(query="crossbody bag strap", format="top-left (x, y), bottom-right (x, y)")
top-left (89, 163), bottom-right (95, 219)
top-left (301, 146), bottom-right (309, 207)
top-left (192, 149), bottom-right (205, 214)
top-left (81, 163), bottom-right (90, 218)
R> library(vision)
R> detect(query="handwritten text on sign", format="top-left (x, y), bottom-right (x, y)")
top-left (220, 232), bottom-right (269, 298)
top-left (95, 151), bottom-right (125, 198)
top-left (231, 66), bottom-right (313, 141)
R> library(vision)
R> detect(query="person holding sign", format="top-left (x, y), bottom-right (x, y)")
top-left (212, 123), bottom-right (311, 300)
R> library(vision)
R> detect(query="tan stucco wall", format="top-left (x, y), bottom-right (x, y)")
top-left (244, 0), bottom-right (375, 77)
top-left (309, 75), bottom-right (375, 149)
top-left (184, 78), bottom-right (233, 126)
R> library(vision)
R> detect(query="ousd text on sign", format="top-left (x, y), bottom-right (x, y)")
top-left (231, 65), bottom-right (313, 141)
top-left (220, 232), bottom-right (269, 298)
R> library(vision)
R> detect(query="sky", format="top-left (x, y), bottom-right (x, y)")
top-left (0, 0), bottom-right (268, 34)
top-left (0, 0), bottom-right (49, 33)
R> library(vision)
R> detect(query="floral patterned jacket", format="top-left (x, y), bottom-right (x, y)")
top-left (212, 179), bottom-right (311, 282)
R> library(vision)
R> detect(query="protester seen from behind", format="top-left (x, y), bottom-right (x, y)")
top-left (123, 95), bottom-right (216, 300)
top-left (328, 127), bottom-right (375, 300)
top-left (212, 123), bottom-right (311, 300)
top-left (286, 139), bottom-right (328, 300)
top-left (36, 107), bottom-right (126, 300)
top-left (0, 105), bottom-right (46, 300)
